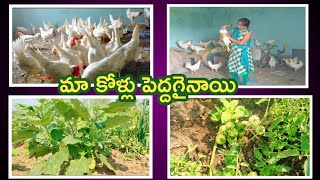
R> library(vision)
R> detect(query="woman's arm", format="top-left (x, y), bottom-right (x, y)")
top-left (226, 32), bottom-right (252, 45)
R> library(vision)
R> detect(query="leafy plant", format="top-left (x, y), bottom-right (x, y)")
top-left (170, 98), bottom-right (310, 176)
top-left (12, 99), bottom-right (143, 175)
top-left (252, 98), bottom-right (310, 176)
top-left (170, 144), bottom-right (205, 176)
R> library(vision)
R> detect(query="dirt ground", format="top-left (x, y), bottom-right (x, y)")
top-left (170, 99), bottom-right (306, 176)
top-left (11, 33), bottom-right (150, 84)
top-left (169, 49), bottom-right (306, 86)
top-left (12, 144), bottom-right (149, 176)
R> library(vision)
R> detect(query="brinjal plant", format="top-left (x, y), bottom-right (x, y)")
top-left (12, 99), bottom-right (141, 175)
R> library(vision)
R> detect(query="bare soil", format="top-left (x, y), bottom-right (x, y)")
top-left (11, 144), bottom-right (149, 176)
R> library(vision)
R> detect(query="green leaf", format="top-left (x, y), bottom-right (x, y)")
top-left (255, 98), bottom-right (269, 105)
top-left (304, 158), bottom-right (310, 176)
top-left (97, 154), bottom-right (116, 173)
top-left (16, 116), bottom-right (52, 126)
top-left (54, 100), bottom-right (72, 115)
top-left (70, 99), bottom-right (91, 119)
top-left (43, 145), bottom-right (69, 175)
top-left (66, 156), bottom-right (90, 175)
top-left (229, 100), bottom-right (239, 111)
top-left (294, 113), bottom-right (306, 127)
top-left (260, 164), bottom-right (275, 176)
top-left (270, 140), bottom-right (287, 150)
top-left (268, 116), bottom-right (283, 131)
top-left (29, 146), bottom-right (51, 158)
top-left (221, 111), bottom-right (232, 124)
top-left (225, 154), bottom-right (237, 166)
top-left (266, 153), bottom-right (280, 164)
top-left (233, 106), bottom-right (248, 118)
top-left (254, 149), bottom-right (263, 161)
top-left (219, 98), bottom-right (230, 109)
top-left (62, 135), bottom-right (83, 145)
top-left (301, 135), bottom-right (309, 152)
top-left (64, 109), bottom-right (80, 120)
top-left (278, 149), bottom-right (300, 158)
top-left (105, 115), bottom-right (131, 128)
top-left (101, 100), bottom-right (136, 113)
top-left (28, 161), bottom-right (46, 175)
top-left (210, 111), bottom-right (221, 122)
top-left (256, 161), bottom-right (266, 168)
top-left (12, 131), bottom-right (34, 143)
top-left (275, 165), bottom-right (292, 173)
top-left (50, 129), bottom-right (64, 141)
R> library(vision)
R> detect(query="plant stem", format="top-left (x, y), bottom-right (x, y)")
top-left (262, 98), bottom-right (271, 121)
top-left (209, 142), bottom-right (218, 176)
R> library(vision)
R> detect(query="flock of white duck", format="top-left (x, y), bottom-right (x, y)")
top-left (12, 8), bottom-right (150, 83)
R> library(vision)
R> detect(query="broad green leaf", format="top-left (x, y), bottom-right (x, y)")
top-left (301, 135), bottom-right (309, 152)
top-left (70, 99), bottom-right (91, 119)
top-left (260, 165), bottom-right (275, 176)
top-left (67, 144), bottom-right (83, 156)
top-left (278, 149), bottom-right (300, 158)
top-left (275, 165), bottom-right (292, 173)
top-left (54, 100), bottom-right (72, 115)
top-left (304, 158), bottom-right (310, 176)
top-left (66, 156), bottom-right (90, 175)
top-left (268, 116), bottom-right (283, 131)
top-left (101, 100), bottom-right (136, 113)
top-left (28, 118), bottom-right (52, 126)
top-left (255, 98), bottom-right (269, 105)
top-left (233, 106), bottom-right (247, 118)
top-left (221, 111), bottom-right (232, 124)
top-left (29, 146), bottom-right (51, 158)
top-left (97, 154), bottom-right (116, 173)
top-left (64, 109), bottom-right (80, 120)
top-left (229, 100), bottom-right (239, 111)
top-left (210, 111), bottom-right (220, 122)
top-left (105, 115), bottom-right (130, 129)
top-left (254, 149), bottom-right (263, 161)
top-left (62, 135), bottom-right (82, 145)
top-left (12, 131), bottom-right (34, 143)
top-left (219, 98), bottom-right (230, 109)
top-left (28, 161), bottom-right (46, 175)
top-left (43, 145), bottom-right (69, 175)
top-left (256, 161), bottom-right (266, 168)
top-left (50, 129), bottom-right (64, 141)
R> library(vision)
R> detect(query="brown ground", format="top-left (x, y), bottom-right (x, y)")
top-left (11, 33), bottom-right (150, 84)
top-left (12, 144), bottom-right (149, 176)
top-left (170, 49), bottom-right (306, 86)
top-left (170, 98), bottom-right (306, 176)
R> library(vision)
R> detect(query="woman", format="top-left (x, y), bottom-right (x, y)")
top-left (223, 18), bottom-right (254, 85)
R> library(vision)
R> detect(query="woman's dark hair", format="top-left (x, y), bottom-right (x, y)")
top-left (238, 18), bottom-right (250, 28)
